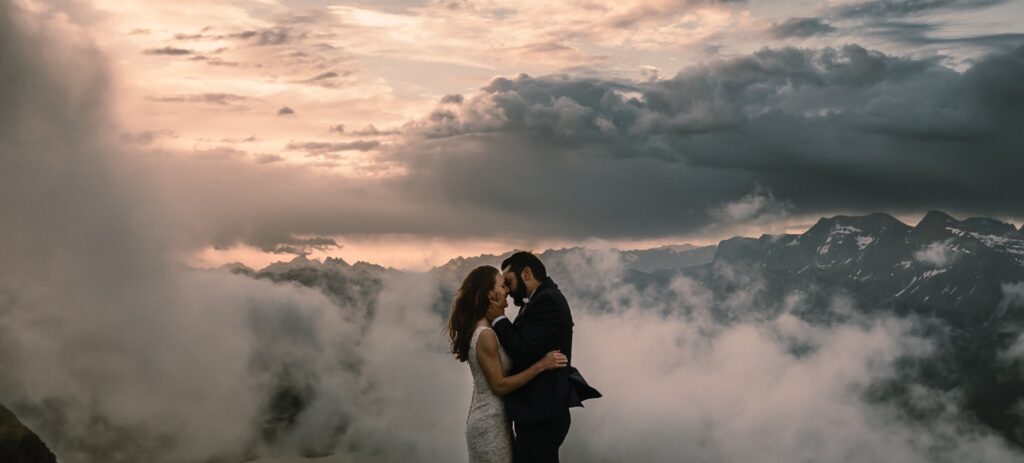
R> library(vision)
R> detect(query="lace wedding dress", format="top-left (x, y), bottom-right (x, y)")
top-left (466, 325), bottom-right (514, 463)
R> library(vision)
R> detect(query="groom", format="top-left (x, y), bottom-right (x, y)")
top-left (485, 251), bottom-right (601, 463)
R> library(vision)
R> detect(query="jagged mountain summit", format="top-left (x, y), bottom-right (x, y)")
top-left (698, 210), bottom-right (1024, 326)
top-left (222, 210), bottom-right (1023, 328)
top-left (0, 404), bottom-right (57, 463)
top-left (231, 210), bottom-right (1024, 328)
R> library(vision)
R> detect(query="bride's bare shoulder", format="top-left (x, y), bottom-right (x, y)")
top-left (476, 327), bottom-right (498, 353)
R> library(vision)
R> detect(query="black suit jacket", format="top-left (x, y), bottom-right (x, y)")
top-left (493, 277), bottom-right (601, 423)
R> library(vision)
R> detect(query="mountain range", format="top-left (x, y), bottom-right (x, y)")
top-left (703, 210), bottom-right (1024, 326)
top-left (0, 404), bottom-right (57, 463)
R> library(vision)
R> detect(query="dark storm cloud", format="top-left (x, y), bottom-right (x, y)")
top-left (875, 25), bottom-right (1024, 48)
top-left (220, 135), bottom-right (257, 143)
top-left (285, 140), bottom-right (382, 154)
top-left (769, 17), bottom-right (837, 38)
top-left (440, 94), bottom-right (464, 104)
top-left (603, 0), bottom-right (749, 29)
top-left (299, 70), bottom-right (352, 88)
top-left (142, 46), bottom-right (193, 55)
top-left (832, 0), bottom-right (1010, 19)
top-left (189, 55), bottom-right (242, 66)
top-left (104, 43), bottom-right (1024, 244)
top-left (808, 1), bottom-right (1021, 53)
top-left (146, 93), bottom-right (249, 105)
top-left (350, 124), bottom-right (400, 136)
top-left (928, 32), bottom-right (1024, 47)
top-left (309, 71), bottom-right (340, 81)
top-left (118, 129), bottom-right (176, 145)
top-left (382, 43), bottom-right (1024, 239)
top-left (230, 27), bottom-right (303, 46)
top-left (166, 26), bottom-right (307, 47)
top-left (253, 236), bottom-right (340, 255)
top-left (193, 146), bottom-right (248, 161)
top-left (253, 153), bottom-right (285, 164)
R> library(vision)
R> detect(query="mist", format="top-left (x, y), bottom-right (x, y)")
top-left (2, 3), bottom-right (1023, 463)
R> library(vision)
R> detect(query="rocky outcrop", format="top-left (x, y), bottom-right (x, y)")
top-left (0, 404), bottom-right (57, 463)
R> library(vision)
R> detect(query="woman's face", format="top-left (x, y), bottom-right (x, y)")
top-left (489, 272), bottom-right (509, 309)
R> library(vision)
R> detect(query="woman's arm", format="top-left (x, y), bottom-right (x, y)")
top-left (491, 299), bottom-right (567, 368)
top-left (476, 328), bottom-right (566, 397)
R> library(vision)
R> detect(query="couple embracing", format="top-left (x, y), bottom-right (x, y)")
top-left (447, 251), bottom-right (602, 463)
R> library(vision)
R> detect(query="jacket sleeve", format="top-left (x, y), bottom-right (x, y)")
top-left (492, 298), bottom-right (566, 368)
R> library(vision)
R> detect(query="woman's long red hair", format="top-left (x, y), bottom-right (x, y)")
top-left (448, 265), bottom-right (499, 362)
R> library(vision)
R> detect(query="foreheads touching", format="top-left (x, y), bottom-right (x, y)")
top-left (500, 251), bottom-right (548, 307)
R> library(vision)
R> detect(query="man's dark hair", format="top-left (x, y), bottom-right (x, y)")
top-left (501, 251), bottom-right (548, 281)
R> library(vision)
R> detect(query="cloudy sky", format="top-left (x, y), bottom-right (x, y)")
top-left (23, 0), bottom-right (1024, 269)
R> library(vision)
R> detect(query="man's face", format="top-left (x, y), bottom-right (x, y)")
top-left (502, 267), bottom-right (528, 307)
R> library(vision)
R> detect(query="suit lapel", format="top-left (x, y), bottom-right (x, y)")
top-left (513, 279), bottom-right (552, 325)
top-left (514, 299), bottom-right (533, 326)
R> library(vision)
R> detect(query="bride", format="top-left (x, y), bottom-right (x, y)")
top-left (447, 265), bottom-right (568, 463)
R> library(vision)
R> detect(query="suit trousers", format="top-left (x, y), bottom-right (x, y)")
top-left (512, 408), bottom-right (571, 463)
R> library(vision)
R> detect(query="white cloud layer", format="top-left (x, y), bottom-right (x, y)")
top-left (914, 239), bottom-right (961, 267)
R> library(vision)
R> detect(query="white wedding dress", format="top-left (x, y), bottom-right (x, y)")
top-left (466, 325), bottom-right (514, 463)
